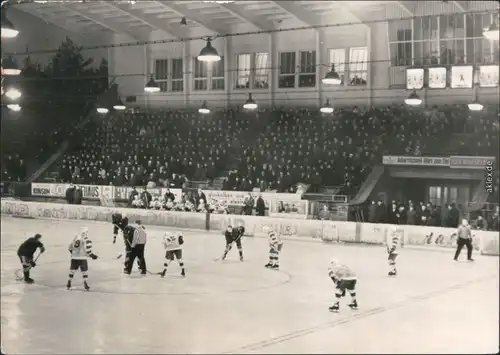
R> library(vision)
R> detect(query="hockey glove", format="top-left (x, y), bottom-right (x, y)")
top-left (40, 246), bottom-right (46, 253)
top-left (29, 261), bottom-right (36, 268)
top-left (90, 254), bottom-right (98, 260)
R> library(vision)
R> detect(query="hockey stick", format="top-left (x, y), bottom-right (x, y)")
top-left (213, 233), bottom-right (244, 261)
top-left (14, 253), bottom-right (42, 281)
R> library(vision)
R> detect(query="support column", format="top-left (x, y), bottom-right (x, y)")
top-left (268, 32), bottom-right (277, 107)
top-left (366, 25), bottom-right (372, 107)
top-left (144, 43), bottom-right (151, 109)
top-left (224, 36), bottom-right (232, 108)
top-left (183, 40), bottom-right (191, 105)
top-left (316, 28), bottom-right (325, 107)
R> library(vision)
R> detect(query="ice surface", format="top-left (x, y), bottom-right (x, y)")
top-left (1, 216), bottom-right (498, 354)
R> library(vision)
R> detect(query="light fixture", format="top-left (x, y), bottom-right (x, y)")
top-left (113, 97), bottom-right (126, 110)
top-left (198, 101), bottom-right (210, 114)
top-left (96, 107), bottom-right (109, 114)
top-left (7, 104), bottom-right (21, 112)
top-left (320, 99), bottom-right (334, 114)
top-left (5, 88), bottom-right (21, 100)
top-left (1, 16), bottom-right (19, 39)
top-left (322, 65), bottom-right (341, 85)
top-left (468, 99), bottom-right (484, 111)
top-left (483, 21), bottom-right (499, 41)
top-left (144, 75), bottom-right (160, 93)
top-left (2, 57), bottom-right (21, 75)
top-left (197, 39), bottom-right (221, 62)
top-left (404, 90), bottom-right (422, 106)
top-left (243, 93), bottom-right (257, 110)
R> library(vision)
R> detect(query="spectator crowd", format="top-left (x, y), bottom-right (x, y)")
top-left (43, 104), bottom-right (499, 199)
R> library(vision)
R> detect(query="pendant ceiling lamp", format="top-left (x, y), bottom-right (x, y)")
top-left (197, 39), bottom-right (221, 62)
top-left (404, 90), bottom-right (422, 106)
top-left (320, 99), bottom-right (334, 114)
top-left (113, 96), bottom-right (126, 110)
top-left (322, 65), bottom-right (341, 85)
top-left (144, 75), bottom-right (160, 93)
top-left (198, 101), bottom-right (210, 114)
top-left (2, 57), bottom-right (21, 75)
top-left (1, 10), bottom-right (19, 39)
top-left (243, 93), bottom-right (257, 110)
top-left (468, 99), bottom-right (484, 111)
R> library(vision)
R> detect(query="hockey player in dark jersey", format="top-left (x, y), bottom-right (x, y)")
top-left (17, 233), bottom-right (45, 283)
top-left (112, 212), bottom-right (144, 274)
top-left (221, 225), bottom-right (245, 261)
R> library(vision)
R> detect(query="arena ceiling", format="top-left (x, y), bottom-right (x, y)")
top-left (9, 0), bottom-right (500, 41)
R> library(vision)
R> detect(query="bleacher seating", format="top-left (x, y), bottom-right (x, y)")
top-left (2, 104), bottom-right (498, 201)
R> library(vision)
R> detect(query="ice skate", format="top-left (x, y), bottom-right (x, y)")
top-left (84, 281), bottom-right (90, 291)
top-left (240, 255), bottom-right (244, 261)
top-left (467, 258), bottom-right (475, 262)
top-left (348, 300), bottom-right (358, 310)
top-left (66, 280), bottom-right (72, 290)
top-left (388, 270), bottom-right (397, 276)
top-left (160, 270), bottom-right (166, 278)
top-left (329, 303), bottom-right (339, 312)
top-left (24, 277), bottom-right (34, 284)
top-left (181, 269), bottom-right (185, 277)
top-left (270, 264), bottom-right (279, 270)
top-left (265, 262), bottom-right (273, 268)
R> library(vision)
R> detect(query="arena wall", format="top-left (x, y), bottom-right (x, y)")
top-left (1, 200), bottom-right (498, 256)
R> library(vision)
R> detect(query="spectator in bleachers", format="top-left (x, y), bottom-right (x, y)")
top-left (128, 187), bottom-right (138, 207)
top-left (256, 195), bottom-right (266, 216)
top-left (406, 205), bottom-right (417, 225)
top-left (242, 192), bottom-right (254, 216)
top-left (472, 215), bottom-right (488, 231)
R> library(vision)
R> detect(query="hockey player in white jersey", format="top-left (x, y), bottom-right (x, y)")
top-left (67, 227), bottom-right (98, 291)
top-left (328, 259), bottom-right (358, 312)
top-left (263, 226), bottom-right (283, 270)
top-left (160, 231), bottom-right (185, 277)
top-left (386, 225), bottom-right (403, 276)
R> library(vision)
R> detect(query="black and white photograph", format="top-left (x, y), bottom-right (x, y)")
top-left (1, 0), bottom-right (499, 354)
top-left (450, 65), bottom-right (474, 89)
top-left (479, 65), bottom-right (499, 88)
top-left (428, 67), bottom-right (447, 89)
top-left (406, 68), bottom-right (424, 90)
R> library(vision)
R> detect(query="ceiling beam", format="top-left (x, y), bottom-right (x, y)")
top-left (16, 5), bottom-right (100, 38)
top-left (333, 3), bottom-right (370, 29)
top-left (270, 1), bottom-right (322, 26)
top-left (63, 4), bottom-right (149, 41)
top-left (157, 1), bottom-right (223, 34)
top-left (217, 3), bottom-right (276, 31)
top-left (451, 1), bottom-right (467, 12)
top-left (106, 2), bottom-right (185, 38)
top-left (395, 1), bottom-right (414, 16)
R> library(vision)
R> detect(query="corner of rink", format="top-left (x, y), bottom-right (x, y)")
top-left (1, 216), bottom-right (499, 354)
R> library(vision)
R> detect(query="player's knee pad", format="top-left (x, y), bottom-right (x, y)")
top-left (82, 271), bottom-right (88, 278)
top-left (335, 293), bottom-right (343, 298)
top-left (178, 259), bottom-right (184, 265)
top-left (388, 260), bottom-right (396, 265)
top-left (348, 290), bottom-right (356, 297)
top-left (69, 270), bottom-right (75, 276)
top-left (164, 260), bottom-right (171, 267)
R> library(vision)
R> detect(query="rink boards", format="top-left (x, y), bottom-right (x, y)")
top-left (1, 200), bottom-right (498, 255)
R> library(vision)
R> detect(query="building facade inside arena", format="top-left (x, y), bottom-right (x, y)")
top-left (0, 1), bottom-right (499, 353)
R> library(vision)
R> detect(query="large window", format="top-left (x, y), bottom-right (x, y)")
top-left (193, 57), bottom-right (224, 91)
top-left (235, 53), bottom-right (269, 89)
top-left (465, 13), bottom-right (499, 64)
top-left (171, 58), bottom-right (183, 92)
top-left (279, 51), bottom-right (296, 88)
top-left (390, 13), bottom-right (498, 67)
top-left (154, 59), bottom-right (169, 92)
top-left (348, 47), bottom-right (368, 85)
top-left (328, 49), bottom-right (346, 85)
top-left (299, 50), bottom-right (316, 87)
top-left (193, 57), bottom-right (208, 91)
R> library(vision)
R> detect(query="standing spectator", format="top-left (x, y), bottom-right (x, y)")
top-left (197, 189), bottom-right (207, 207)
top-left (164, 188), bottom-right (175, 203)
top-left (387, 202), bottom-right (398, 224)
top-left (420, 205), bottom-right (430, 225)
top-left (65, 184), bottom-right (75, 204)
top-left (255, 195), bottom-right (266, 216)
top-left (375, 200), bottom-right (385, 223)
top-left (490, 205), bottom-right (499, 231)
top-left (242, 192), bottom-right (254, 215)
top-left (473, 215), bottom-right (488, 230)
top-left (406, 205), bottom-right (416, 225)
top-left (318, 205), bottom-right (330, 220)
top-left (453, 219), bottom-right (474, 262)
top-left (396, 205), bottom-right (406, 225)
top-left (128, 187), bottom-right (138, 207)
top-left (73, 186), bottom-right (83, 205)
top-left (368, 201), bottom-right (377, 223)
top-left (140, 187), bottom-right (152, 209)
top-left (445, 203), bottom-right (460, 228)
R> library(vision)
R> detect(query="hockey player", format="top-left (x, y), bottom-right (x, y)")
top-left (112, 213), bottom-right (143, 274)
top-left (124, 220), bottom-right (148, 275)
top-left (160, 231), bottom-right (185, 277)
top-left (67, 227), bottom-right (98, 291)
top-left (221, 225), bottom-right (245, 261)
top-left (328, 259), bottom-right (358, 312)
top-left (17, 233), bottom-right (45, 283)
top-left (386, 225), bottom-right (403, 276)
top-left (264, 226), bottom-right (283, 269)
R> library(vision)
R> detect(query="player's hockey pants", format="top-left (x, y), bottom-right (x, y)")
top-left (454, 238), bottom-right (473, 260)
top-left (125, 244), bottom-right (147, 274)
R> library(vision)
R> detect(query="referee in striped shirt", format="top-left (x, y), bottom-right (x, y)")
top-left (453, 219), bottom-right (474, 262)
top-left (125, 221), bottom-right (148, 275)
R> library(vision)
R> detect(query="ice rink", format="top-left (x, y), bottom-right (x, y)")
top-left (1, 216), bottom-right (498, 354)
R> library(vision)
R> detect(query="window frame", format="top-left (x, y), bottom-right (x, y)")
top-left (153, 58), bottom-right (169, 92)
top-left (193, 56), bottom-right (225, 91)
